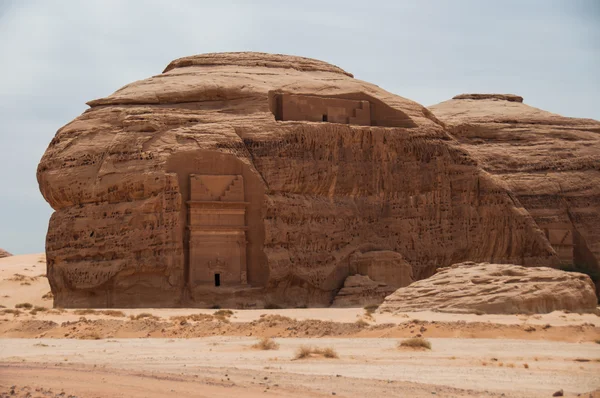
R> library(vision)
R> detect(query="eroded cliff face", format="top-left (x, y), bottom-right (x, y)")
top-left (429, 95), bottom-right (600, 292)
top-left (37, 53), bottom-right (557, 308)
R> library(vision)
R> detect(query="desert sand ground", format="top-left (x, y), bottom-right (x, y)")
top-left (1, 254), bottom-right (599, 397)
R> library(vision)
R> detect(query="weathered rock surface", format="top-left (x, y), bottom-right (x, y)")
top-left (37, 53), bottom-right (557, 308)
top-left (451, 93), bottom-right (524, 102)
top-left (379, 262), bottom-right (598, 314)
top-left (430, 95), bottom-right (600, 291)
top-left (0, 248), bottom-right (12, 258)
top-left (346, 250), bottom-right (414, 289)
top-left (332, 274), bottom-right (396, 307)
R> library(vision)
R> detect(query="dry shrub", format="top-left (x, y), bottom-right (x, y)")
top-left (397, 337), bottom-right (432, 350)
top-left (100, 310), bottom-right (126, 317)
top-left (214, 309), bottom-right (234, 317)
top-left (294, 345), bottom-right (313, 359)
top-left (30, 306), bottom-right (48, 315)
top-left (256, 314), bottom-right (293, 325)
top-left (42, 291), bottom-right (53, 300)
top-left (293, 345), bottom-right (338, 359)
top-left (188, 313), bottom-right (213, 322)
top-left (364, 304), bottom-right (379, 316)
top-left (0, 305), bottom-right (5, 308)
top-left (9, 274), bottom-right (28, 281)
top-left (170, 313), bottom-right (214, 323)
top-left (15, 303), bottom-right (33, 309)
top-left (130, 312), bottom-right (159, 321)
top-left (595, 339), bottom-right (600, 344)
top-left (523, 363), bottom-right (529, 369)
top-left (80, 332), bottom-right (102, 340)
top-left (213, 309), bottom-right (234, 322)
top-left (252, 337), bottom-right (280, 351)
top-left (0, 309), bottom-right (21, 316)
top-left (355, 318), bottom-right (369, 328)
top-left (264, 303), bottom-right (282, 309)
top-left (74, 309), bottom-right (98, 315)
top-left (315, 347), bottom-right (338, 358)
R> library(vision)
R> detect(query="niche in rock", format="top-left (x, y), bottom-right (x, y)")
top-left (187, 174), bottom-right (248, 287)
top-left (166, 150), bottom-right (268, 293)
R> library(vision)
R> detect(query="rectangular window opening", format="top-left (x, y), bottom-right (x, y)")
top-left (214, 273), bottom-right (221, 287)
top-left (322, 114), bottom-right (328, 122)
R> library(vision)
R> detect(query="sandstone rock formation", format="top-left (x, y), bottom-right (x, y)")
top-left (430, 95), bottom-right (600, 292)
top-left (331, 274), bottom-right (396, 307)
top-left (0, 248), bottom-right (12, 258)
top-left (378, 262), bottom-right (598, 314)
top-left (37, 53), bottom-right (557, 308)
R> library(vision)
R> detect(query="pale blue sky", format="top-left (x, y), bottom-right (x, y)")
top-left (0, 0), bottom-right (598, 254)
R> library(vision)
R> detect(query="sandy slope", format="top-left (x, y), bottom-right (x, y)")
top-left (1, 253), bottom-right (599, 397)
top-left (0, 253), bottom-right (49, 309)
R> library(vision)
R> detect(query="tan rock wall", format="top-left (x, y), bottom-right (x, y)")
top-left (429, 96), bottom-right (600, 292)
top-left (37, 54), bottom-right (559, 308)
